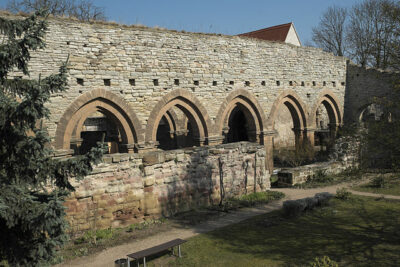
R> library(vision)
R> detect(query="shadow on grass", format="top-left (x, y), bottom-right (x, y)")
top-left (184, 196), bottom-right (400, 266)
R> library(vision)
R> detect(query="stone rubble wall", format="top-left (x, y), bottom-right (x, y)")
top-left (2, 13), bottom-right (347, 144)
top-left (64, 142), bottom-right (269, 232)
top-left (345, 62), bottom-right (400, 124)
top-left (278, 135), bottom-right (360, 186)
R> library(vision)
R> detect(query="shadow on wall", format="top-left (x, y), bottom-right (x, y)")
top-left (156, 142), bottom-right (269, 219)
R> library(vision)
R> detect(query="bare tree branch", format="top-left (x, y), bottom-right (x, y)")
top-left (6, 0), bottom-right (106, 21)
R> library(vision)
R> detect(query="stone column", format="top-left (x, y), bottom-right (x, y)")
top-left (207, 135), bottom-right (225, 146)
top-left (261, 130), bottom-right (275, 174)
top-left (303, 128), bottom-right (316, 147)
top-left (174, 129), bottom-right (188, 148)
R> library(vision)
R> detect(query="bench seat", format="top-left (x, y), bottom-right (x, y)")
top-left (127, 238), bottom-right (186, 267)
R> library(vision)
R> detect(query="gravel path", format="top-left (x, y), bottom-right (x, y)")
top-left (60, 180), bottom-right (400, 267)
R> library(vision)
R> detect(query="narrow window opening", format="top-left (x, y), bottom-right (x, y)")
top-left (129, 79), bottom-right (136, 86)
top-left (245, 81), bottom-right (250, 86)
top-left (323, 81), bottom-right (326, 86)
top-left (261, 81), bottom-right (266, 86)
top-left (289, 81), bottom-right (293, 86)
top-left (229, 81), bottom-right (234, 85)
top-left (341, 82), bottom-right (345, 86)
top-left (153, 79), bottom-right (159, 86)
top-left (312, 81), bottom-right (316, 86)
top-left (77, 78), bottom-right (84, 86)
top-left (174, 79), bottom-right (180, 85)
top-left (104, 79), bottom-right (111, 86)
top-left (276, 81), bottom-right (280, 86)
top-left (213, 81), bottom-right (217, 86)
top-left (194, 80), bottom-right (199, 86)
top-left (301, 81), bottom-right (305, 86)
top-left (332, 81), bottom-right (336, 87)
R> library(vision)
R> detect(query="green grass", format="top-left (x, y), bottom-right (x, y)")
top-left (147, 195), bottom-right (400, 266)
top-left (353, 174), bottom-right (400, 196)
top-left (294, 168), bottom-right (363, 189)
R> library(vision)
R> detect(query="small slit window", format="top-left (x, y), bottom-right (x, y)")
top-left (276, 81), bottom-right (280, 86)
top-left (129, 79), bottom-right (135, 86)
top-left (194, 80), bottom-right (199, 86)
top-left (77, 78), bottom-right (84, 86)
top-left (104, 79), bottom-right (111, 86)
top-left (174, 79), bottom-right (180, 85)
top-left (153, 79), bottom-right (159, 86)
top-left (213, 81), bottom-right (217, 86)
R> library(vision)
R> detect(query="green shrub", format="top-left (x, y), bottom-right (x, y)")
top-left (309, 256), bottom-right (339, 267)
top-left (372, 175), bottom-right (386, 188)
top-left (336, 188), bottom-right (352, 200)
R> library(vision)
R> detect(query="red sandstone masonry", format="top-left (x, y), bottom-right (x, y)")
top-left (64, 142), bottom-right (269, 232)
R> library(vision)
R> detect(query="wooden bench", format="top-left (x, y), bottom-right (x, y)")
top-left (126, 238), bottom-right (187, 267)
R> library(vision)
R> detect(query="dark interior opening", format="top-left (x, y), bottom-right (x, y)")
top-left (226, 107), bottom-right (249, 143)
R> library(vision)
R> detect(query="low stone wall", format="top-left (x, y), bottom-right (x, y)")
top-left (278, 135), bottom-right (360, 186)
top-left (64, 142), bottom-right (269, 232)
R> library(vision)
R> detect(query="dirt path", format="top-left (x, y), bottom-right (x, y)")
top-left (60, 181), bottom-right (399, 267)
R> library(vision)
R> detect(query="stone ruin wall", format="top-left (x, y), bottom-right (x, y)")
top-left (345, 62), bottom-right (400, 124)
top-left (65, 142), bottom-right (268, 232)
top-left (3, 14), bottom-right (348, 147)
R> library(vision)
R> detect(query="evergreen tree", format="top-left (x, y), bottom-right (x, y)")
top-left (0, 11), bottom-right (103, 266)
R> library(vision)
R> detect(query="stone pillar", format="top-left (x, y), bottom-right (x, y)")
top-left (175, 129), bottom-right (188, 148)
top-left (136, 141), bottom-right (158, 154)
top-left (70, 137), bottom-right (83, 155)
top-left (207, 135), bottom-right (225, 146)
top-left (303, 128), bottom-right (316, 147)
top-left (329, 123), bottom-right (340, 140)
top-left (261, 130), bottom-right (275, 173)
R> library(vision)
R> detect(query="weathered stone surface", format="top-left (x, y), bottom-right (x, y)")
top-left (64, 142), bottom-right (269, 231)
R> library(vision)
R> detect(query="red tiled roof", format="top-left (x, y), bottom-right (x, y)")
top-left (238, 22), bottom-right (293, 42)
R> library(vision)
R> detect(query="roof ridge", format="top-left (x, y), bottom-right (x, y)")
top-left (238, 22), bottom-right (292, 36)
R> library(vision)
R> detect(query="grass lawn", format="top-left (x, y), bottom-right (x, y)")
top-left (352, 174), bottom-right (400, 196)
top-left (148, 195), bottom-right (400, 266)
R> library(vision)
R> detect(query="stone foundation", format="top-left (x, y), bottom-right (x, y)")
top-left (64, 142), bottom-right (269, 232)
top-left (278, 135), bottom-right (360, 186)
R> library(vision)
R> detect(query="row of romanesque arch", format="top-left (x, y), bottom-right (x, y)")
top-left (54, 88), bottom-right (343, 153)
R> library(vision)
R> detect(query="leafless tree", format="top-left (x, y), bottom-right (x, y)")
top-left (6, 0), bottom-right (106, 21)
top-left (347, 0), bottom-right (396, 68)
top-left (312, 6), bottom-right (348, 57)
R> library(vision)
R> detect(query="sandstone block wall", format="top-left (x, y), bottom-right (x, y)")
top-left (64, 142), bottom-right (269, 232)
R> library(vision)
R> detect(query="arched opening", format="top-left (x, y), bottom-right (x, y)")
top-left (311, 94), bottom-right (342, 150)
top-left (78, 112), bottom-right (121, 154)
top-left (156, 115), bottom-right (177, 150)
top-left (359, 103), bottom-right (388, 123)
top-left (268, 92), bottom-right (309, 169)
top-left (273, 104), bottom-right (296, 149)
top-left (224, 104), bottom-right (258, 143)
top-left (146, 90), bottom-right (211, 151)
top-left (227, 107), bottom-right (249, 143)
top-left (55, 89), bottom-right (142, 154)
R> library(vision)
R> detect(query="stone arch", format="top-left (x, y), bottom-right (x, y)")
top-left (55, 89), bottom-right (143, 152)
top-left (214, 89), bottom-right (268, 143)
top-left (267, 90), bottom-right (308, 131)
top-left (309, 89), bottom-right (343, 129)
top-left (145, 89), bottom-right (212, 146)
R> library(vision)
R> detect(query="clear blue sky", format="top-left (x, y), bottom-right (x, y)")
top-left (0, 0), bottom-right (362, 43)
top-left (94, 0), bottom-right (361, 43)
